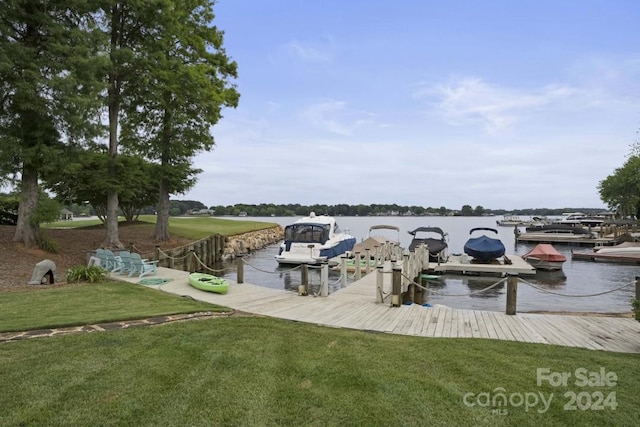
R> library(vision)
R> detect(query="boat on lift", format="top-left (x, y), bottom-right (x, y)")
top-left (408, 227), bottom-right (449, 262)
top-left (275, 213), bottom-right (356, 265)
top-left (463, 227), bottom-right (505, 262)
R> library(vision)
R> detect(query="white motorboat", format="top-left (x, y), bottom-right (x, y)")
top-left (496, 215), bottom-right (525, 226)
top-left (594, 242), bottom-right (640, 256)
top-left (275, 213), bottom-right (356, 265)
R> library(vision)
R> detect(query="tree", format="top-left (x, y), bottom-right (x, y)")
top-left (460, 205), bottom-right (474, 216)
top-left (47, 148), bottom-right (158, 223)
top-left (119, 0), bottom-right (239, 241)
top-left (0, 1), bottom-right (104, 248)
top-left (598, 155), bottom-right (640, 218)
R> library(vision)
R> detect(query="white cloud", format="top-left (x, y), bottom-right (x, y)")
top-left (415, 77), bottom-right (577, 134)
top-left (298, 100), bottom-right (375, 136)
top-left (283, 37), bottom-right (335, 63)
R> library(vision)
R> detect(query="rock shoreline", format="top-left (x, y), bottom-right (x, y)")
top-left (221, 226), bottom-right (284, 261)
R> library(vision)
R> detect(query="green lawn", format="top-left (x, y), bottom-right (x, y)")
top-left (0, 284), bottom-right (638, 426)
top-left (0, 283), bottom-right (222, 332)
top-left (43, 215), bottom-right (280, 240)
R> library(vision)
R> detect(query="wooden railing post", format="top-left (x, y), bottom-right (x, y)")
top-left (365, 248), bottom-right (371, 274)
top-left (376, 265), bottom-right (384, 303)
top-left (154, 245), bottom-right (160, 265)
top-left (635, 277), bottom-right (640, 321)
top-left (354, 252), bottom-right (362, 281)
top-left (236, 255), bottom-right (244, 284)
top-left (299, 264), bottom-right (309, 296)
top-left (340, 256), bottom-right (347, 288)
top-left (320, 262), bottom-right (329, 297)
top-left (391, 266), bottom-right (402, 307)
top-left (506, 273), bottom-right (518, 315)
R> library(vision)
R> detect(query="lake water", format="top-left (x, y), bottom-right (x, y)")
top-left (220, 216), bottom-right (639, 314)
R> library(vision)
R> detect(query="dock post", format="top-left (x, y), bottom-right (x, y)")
top-left (376, 265), bottom-right (384, 303)
top-left (340, 255), bottom-right (347, 288)
top-left (506, 273), bottom-right (518, 315)
top-left (391, 265), bottom-right (402, 307)
top-left (299, 264), bottom-right (309, 296)
top-left (635, 277), bottom-right (640, 321)
top-left (354, 252), bottom-right (362, 281)
top-left (189, 250), bottom-right (197, 273)
top-left (320, 262), bottom-right (329, 297)
top-left (365, 249), bottom-right (372, 274)
top-left (236, 255), bottom-right (244, 284)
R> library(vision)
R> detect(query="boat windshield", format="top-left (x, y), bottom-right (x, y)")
top-left (284, 224), bottom-right (329, 244)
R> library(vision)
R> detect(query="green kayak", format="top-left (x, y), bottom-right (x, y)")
top-left (188, 272), bottom-right (229, 294)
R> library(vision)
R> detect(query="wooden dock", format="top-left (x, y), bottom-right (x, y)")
top-left (430, 254), bottom-right (536, 276)
top-left (572, 250), bottom-right (640, 264)
top-left (112, 267), bottom-right (640, 354)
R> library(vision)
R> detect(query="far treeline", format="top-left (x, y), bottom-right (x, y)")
top-left (165, 201), bottom-right (611, 218)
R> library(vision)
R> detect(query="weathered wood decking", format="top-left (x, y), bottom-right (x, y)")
top-left (115, 267), bottom-right (640, 354)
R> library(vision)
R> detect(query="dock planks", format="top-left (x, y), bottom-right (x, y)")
top-left (114, 267), bottom-right (640, 354)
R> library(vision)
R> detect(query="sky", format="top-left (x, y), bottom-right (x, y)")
top-left (182, 0), bottom-right (640, 210)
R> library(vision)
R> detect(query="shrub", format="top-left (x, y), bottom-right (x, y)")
top-left (66, 266), bottom-right (109, 284)
top-left (39, 235), bottom-right (59, 253)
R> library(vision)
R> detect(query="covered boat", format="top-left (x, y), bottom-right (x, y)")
top-left (275, 213), bottom-right (356, 265)
top-left (463, 227), bottom-right (505, 262)
top-left (522, 243), bottom-right (567, 271)
top-left (352, 224), bottom-right (401, 255)
top-left (595, 242), bottom-right (640, 256)
top-left (408, 227), bottom-right (448, 262)
top-left (188, 272), bottom-right (229, 294)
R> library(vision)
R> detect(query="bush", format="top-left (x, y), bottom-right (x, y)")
top-left (39, 235), bottom-right (59, 253)
top-left (66, 266), bottom-right (109, 284)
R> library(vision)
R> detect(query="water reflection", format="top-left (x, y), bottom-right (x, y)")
top-left (462, 276), bottom-right (506, 298)
top-left (529, 269), bottom-right (567, 286)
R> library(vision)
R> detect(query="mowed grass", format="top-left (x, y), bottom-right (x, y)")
top-left (43, 215), bottom-right (280, 240)
top-left (1, 316), bottom-right (639, 426)
top-left (0, 283), bottom-right (222, 332)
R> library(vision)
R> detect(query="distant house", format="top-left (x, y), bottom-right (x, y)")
top-left (59, 208), bottom-right (74, 221)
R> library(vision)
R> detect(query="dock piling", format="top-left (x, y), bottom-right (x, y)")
top-left (506, 273), bottom-right (518, 315)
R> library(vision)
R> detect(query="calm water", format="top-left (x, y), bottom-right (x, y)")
top-left (220, 216), bottom-right (639, 314)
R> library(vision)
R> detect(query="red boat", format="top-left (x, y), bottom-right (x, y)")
top-left (522, 244), bottom-right (567, 271)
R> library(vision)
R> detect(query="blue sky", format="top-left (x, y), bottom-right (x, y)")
top-left (185, 0), bottom-right (640, 210)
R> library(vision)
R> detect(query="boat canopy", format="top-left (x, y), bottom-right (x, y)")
top-left (523, 244), bottom-right (566, 262)
top-left (408, 227), bottom-right (446, 237)
top-left (284, 223), bottom-right (329, 244)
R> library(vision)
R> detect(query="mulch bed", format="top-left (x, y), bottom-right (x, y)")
top-left (0, 223), bottom-right (193, 292)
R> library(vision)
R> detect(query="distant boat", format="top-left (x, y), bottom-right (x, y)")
top-left (523, 224), bottom-right (595, 239)
top-left (522, 243), bottom-right (567, 271)
top-left (554, 212), bottom-right (612, 228)
top-left (407, 227), bottom-right (448, 262)
top-left (463, 227), bottom-right (505, 262)
top-left (496, 215), bottom-right (525, 226)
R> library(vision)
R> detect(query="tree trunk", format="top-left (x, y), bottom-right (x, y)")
top-left (103, 3), bottom-right (122, 248)
top-left (13, 164), bottom-right (40, 248)
top-left (154, 180), bottom-right (170, 241)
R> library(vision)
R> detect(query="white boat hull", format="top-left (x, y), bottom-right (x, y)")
top-left (524, 257), bottom-right (565, 271)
